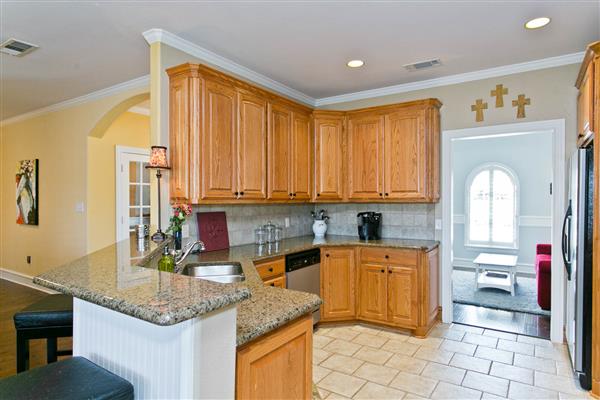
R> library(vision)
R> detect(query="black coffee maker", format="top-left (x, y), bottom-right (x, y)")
top-left (357, 212), bottom-right (382, 240)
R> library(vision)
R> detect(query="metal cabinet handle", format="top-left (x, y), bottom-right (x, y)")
top-left (388, 270), bottom-right (392, 273)
top-left (270, 283), bottom-right (275, 287)
top-left (380, 269), bottom-right (385, 273)
top-left (385, 255), bottom-right (389, 259)
top-left (325, 253), bottom-right (330, 257)
top-left (379, 193), bottom-right (383, 197)
top-left (234, 191), bottom-right (239, 196)
top-left (317, 193), bottom-right (320, 197)
top-left (385, 193), bottom-right (389, 196)
top-left (268, 267), bottom-right (273, 272)
top-left (240, 191), bottom-right (244, 196)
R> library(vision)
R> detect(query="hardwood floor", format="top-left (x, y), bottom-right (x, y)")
top-left (0, 279), bottom-right (71, 378)
top-left (453, 302), bottom-right (551, 339)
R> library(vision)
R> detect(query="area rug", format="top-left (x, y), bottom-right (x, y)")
top-left (452, 269), bottom-right (550, 316)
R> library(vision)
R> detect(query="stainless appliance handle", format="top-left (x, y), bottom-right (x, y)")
top-left (562, 202), bottom-right (572, 280)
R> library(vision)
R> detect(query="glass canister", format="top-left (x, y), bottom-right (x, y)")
top-left (255, 225), bottom-right (267, 245)
top-left (263, 221), bottom-right (276, 243)
top-left (273, 226), bottom-right (283, 242)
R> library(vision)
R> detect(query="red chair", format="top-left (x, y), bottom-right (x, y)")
top-left (536, 244), bottom-right (552, 310)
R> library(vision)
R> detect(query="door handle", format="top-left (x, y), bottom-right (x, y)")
top-left (561, 202), bottom-right (572, 280)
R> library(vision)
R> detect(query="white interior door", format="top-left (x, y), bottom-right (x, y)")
top-left (116, 146), bottom-right (151, 241)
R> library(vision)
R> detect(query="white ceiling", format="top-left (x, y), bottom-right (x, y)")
top-left (1, 1), bottom-right (599, 120)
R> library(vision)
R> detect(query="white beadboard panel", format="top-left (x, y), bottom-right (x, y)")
top-left (73, 299), bottom-right (237, 399)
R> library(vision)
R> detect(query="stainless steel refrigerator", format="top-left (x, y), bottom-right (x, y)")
top-left (562, 146), bottom-right (593, 390)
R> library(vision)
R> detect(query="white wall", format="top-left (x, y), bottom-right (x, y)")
top-left (452, 132), bottom-right (553, 271)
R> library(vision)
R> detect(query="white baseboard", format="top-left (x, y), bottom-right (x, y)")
top-left (453, 257), bottom-right (536, 278)
top-left (0, 268), bottom-right (58, 294)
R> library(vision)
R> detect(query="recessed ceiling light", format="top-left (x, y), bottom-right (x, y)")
top-left (525, 17), bottom-right (551, 30)
top-left (347, 60), bottom-right (364, 68)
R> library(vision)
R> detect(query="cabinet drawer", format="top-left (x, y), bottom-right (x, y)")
top-left (360, 248), bottom-right (418, 265)
top-left (255, 258), bottom-right (285, 280)
top-left (264, 275), bottom-right (286, 288)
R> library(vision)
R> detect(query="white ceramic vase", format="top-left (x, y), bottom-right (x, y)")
top-left (312, 220), bottom-right (328, 238)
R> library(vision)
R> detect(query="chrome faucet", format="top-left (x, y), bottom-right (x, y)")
top-left (175, 240), bottom-right (206, 266)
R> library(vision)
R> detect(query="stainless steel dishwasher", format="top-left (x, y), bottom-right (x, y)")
top-left (285, 249), bottom-right (321, 324)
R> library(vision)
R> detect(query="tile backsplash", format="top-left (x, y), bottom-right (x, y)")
top-left (187, 204), bottom-right (314, 246)
top-left (186, 203), bottom-right (436, 246)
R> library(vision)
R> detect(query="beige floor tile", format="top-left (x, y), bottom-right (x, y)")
top-left (513, 353), bottom-right (557, 374)
top-left (483, 329), bottom-right (518, 341)
top-left (403, 393), bottom-right (428, 400)
top-left (314, 365), bottom-right (333, 383)
top-left (558, 391), bottom-right (594, 399)
top-left (316, 327), bottom-right (333, 336)
top-left (430, 326), bottom-right (466, 342)
top-left (508, 381), bottom-right (558, 399)
top-left (321, 354), bottom-right (365, 374)
top-left (474, 346), bottom-right (514, 364)
top-left (462, 370), bottom-right (509, 397)
top-left (353, 362), bottom-right (400, 385)
top-left (440, 338), bottom-right (477, 356)
top-left (319, 371), bottom-right (367, 398)
top-left (381, 339), bottom-right (420, 356)
top-left (353, 346), bottom-right (394, 365)
top-left (315, 348), bottom-right (333, 364)
top-left (389, 371), bottom-right (438, 398)
top-left (353, 381), bottom-right (405, 400)
top-left (490, 361), bottom-right (534, 384)
top-left (324, 339), bottom-right (363, 357)
top-left (378, 329), bottom-right (410, 341)
top-left (407, 336), bottom-right (444, 349)
top-left (450, 324), bottom-right (484, 334)
top-left (556, 361), bottom-right (577, 378)
top-left (421, 362), bottom-right (466, 385)
top-left (535, 345), bottom-right (571, 362)
top-left (534, 371), bottom-right (589, 396)
top-left (326, 392), bottom-right (353, 399)
top-left (450, 353), bottom-right (492, 374)
top-left (351, 324), bottom-right (382, 334)
top-left (385, 353), bottom-right (428, 374)
top-left (325, 327), bottom-right (361, 341)
top-left (314, 334), bottom-right (335, 349)
top-left (353, 332), bottom-right (389, 348)
top-left (431, 381), bottom-right (482, 399)
top-left (414, 346), bottom-right (454, 364)
top-left (482, 392), bottom-right (507, 399)
top-left (517, 335), bottom-right (553, 347)
top-left (497, 338), bottom-right (534, 356)
top-left (317, 387), bottom-right (331, 398)
top-left (463, 332), bottom-right (499, 348)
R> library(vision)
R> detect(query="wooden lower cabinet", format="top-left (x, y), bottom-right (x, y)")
top-left (321, 246), bottom-right (439, 336)
top-left (255, 257), bottom-right (286, 288)
top-left (236, 314), bottom-right (313, 399)
top-left (264, 275), bottom-right (286, 288)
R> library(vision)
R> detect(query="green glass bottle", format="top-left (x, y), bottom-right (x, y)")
top-left (158, 246), bottom-right (175, 273)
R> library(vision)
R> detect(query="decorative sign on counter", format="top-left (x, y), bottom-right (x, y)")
top-left (197, 211), bottom-right (230, 251)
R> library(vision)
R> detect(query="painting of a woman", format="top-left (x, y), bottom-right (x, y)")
top-left (16, 159), bottom-right (38, 225)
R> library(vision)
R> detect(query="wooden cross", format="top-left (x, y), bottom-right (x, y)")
top-left (471, 99), bottom-right (488, 122)
top-left (491, 84), bottom-right (508, 108)
top-left (512, 94), bottom-right (531, 119)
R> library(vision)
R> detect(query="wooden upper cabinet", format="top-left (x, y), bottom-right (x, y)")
top-left (201, 80), bottom-right (237, 200)
top-left (577, 64), bottom-right (594, 141)
top-left (320, 248), bottom-right (356, 320)
top-left (314, 114), bottom-right (345, 201)
top-left (169, 75), bottom-right (192, 202)
top-left (359, 263), bottom-right (388, 322)
top-left (347, 114), bottom-right (385, 200)
top-left (384, 110), bottom-right (427, 200)
top-left (268, 103), bottom-right (292, 200)
top-left (387, 265), bottom-right (419, 328)
top-left (291, 112), bottom-right (312, 201)
top-left (237, 90), bottom-right (267, 200)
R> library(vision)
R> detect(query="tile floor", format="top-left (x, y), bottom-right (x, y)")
top-left (313, 323), bottom-right (591, 400)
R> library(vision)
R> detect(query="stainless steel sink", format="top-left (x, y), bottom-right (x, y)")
top-left (180, 262), bottom-right (245, 283)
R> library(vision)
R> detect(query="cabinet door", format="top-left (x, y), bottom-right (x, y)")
top-left (169, 76), bottom-right (191, 202)
top-left (201, 80), bottom-right (237, 200)
top-left (384, 110), bottom-right (427, 200)
top-left (347, 114), bottom-right (384, 200)
top-left (388, 265), bottom-right (419, 328)
top-left (314, 116), bottom-right (344, 200)
top-left (577, 65), bottom-right (594, 141)
top-left (320, 248), bottom-right (356, 320)
top-left (237, 91), bottom-right (267, 200)
top-left (264, 275), bottom-right (286, 288)
top-left (267, 103), bottom-right (292, 200)
top-left (358, 263), bottom-right (388, 322)
top-left (291, 112), bottom-right (312, 201)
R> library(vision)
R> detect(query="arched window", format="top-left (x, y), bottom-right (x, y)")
top-left (465, 163), bottom-right (519, 249)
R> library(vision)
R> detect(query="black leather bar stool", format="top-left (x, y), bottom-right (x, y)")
top-left (13, 294), bottom-right (73, 372)
top-left (0, 356), bottom-right (134, 400)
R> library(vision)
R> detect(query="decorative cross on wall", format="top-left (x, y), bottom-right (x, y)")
top-left (491, 84), bottom-right (508, 108)
top-left (471, 99), bottom-right (488, 122)
top-left (512, 94), bottom-right (531, 119)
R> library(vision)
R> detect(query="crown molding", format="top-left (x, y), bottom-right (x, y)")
top-left (1, 75), bottom-right (150, 127)
top-left (143, 28), bottom-right (316, 106)
top-left (315, 52), bottom-right (584, 107)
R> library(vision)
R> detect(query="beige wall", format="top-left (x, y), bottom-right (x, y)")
top-left (87, 111), bottom-right (150, 253)
top-left (0, 87), bottom-right (148, 277)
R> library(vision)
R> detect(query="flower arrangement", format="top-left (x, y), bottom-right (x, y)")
top-left (311, 209), bottom-right (330, 222)
top-left (167, 203), bottom-right (192, 233)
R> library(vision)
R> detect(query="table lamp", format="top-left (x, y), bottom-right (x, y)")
top-left (145, 146), bottom-right (171, 242)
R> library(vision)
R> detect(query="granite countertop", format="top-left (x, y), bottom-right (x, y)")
top-left (34, 233), bottom-right (438, 347)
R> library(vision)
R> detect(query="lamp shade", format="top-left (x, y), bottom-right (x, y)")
top-left (147, 146), bottom-right (170, 169)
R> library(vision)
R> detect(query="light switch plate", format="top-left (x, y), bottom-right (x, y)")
top-left (75, 202), bottom-right (85, 213)
top-left (284, 217), bottom-right (290, 228)
top-left (435, 219), bottom-right (442, 230)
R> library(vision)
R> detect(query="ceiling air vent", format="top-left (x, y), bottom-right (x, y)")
top-left (403, 58), bottom-right (442, 71)
top-left (0, 38), bottom-right (39, 56)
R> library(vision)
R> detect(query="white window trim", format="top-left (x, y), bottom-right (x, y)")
top-left (464, 162), bottom-right (520, 250)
